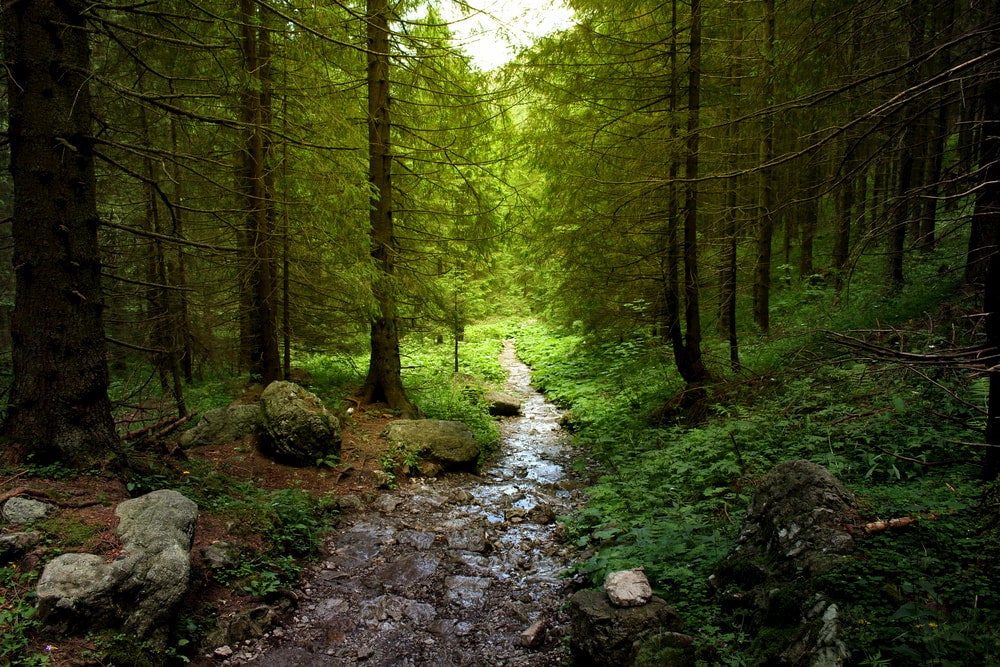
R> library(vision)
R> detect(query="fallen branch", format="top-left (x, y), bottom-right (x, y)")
top-left (123, 414), bottom-right (190, 442)
top-left (863, 513), bottom-right (937, 534)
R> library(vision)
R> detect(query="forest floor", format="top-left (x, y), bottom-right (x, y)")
top-left (3, 344), bottom-right (587, 665)
top-left (2, 409), bottom-right (399, 665)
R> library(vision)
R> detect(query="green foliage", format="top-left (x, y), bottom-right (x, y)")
top-left (517, 304), bottom-right (996, 664)
top-left (0, 564), bottom-right (46, 666)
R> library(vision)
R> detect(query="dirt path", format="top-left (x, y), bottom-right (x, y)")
top-left (224, 341), bottom-right (585, 666)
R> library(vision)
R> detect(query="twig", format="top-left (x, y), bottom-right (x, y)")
top-left (869, 441), bottom-right (960, 467)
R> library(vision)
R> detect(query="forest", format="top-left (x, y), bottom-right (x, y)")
top-left (1, 0), bottom-right (999, 664)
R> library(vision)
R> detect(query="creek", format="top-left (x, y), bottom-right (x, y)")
top-left (229, 340), bottom-right (585, 666)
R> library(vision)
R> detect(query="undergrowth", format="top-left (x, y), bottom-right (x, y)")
top-left (514, 268), bottom-right (1000, 664)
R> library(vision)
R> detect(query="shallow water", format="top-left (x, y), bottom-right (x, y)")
top-left (226, 340), bottom-right (583, 666)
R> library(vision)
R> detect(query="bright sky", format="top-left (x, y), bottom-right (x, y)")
top-left (436, 0), bottom-right (576, 70)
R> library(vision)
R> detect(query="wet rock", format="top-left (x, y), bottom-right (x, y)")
top-left (259, 381), bottom-right (341, 467)
top-left (485, 390), bottom-right (522, 417)
top-left (444, 575), bottom-right (491, 605)
top-left (569, 588), bottom-right (684, 666)
top-left (446, 525), bottom-right (487, 552)
top-left (377, 553), bottom-right (440, 590)
top-left (177, 403), bottom-right (261, 448)
top-left (605, 568), bottom-right (653, 608)
top-left (384, 419), bottom-right (479, 472)
top-left (337, 494), bottom-right (365, 513)
top-left (3, 497), bottom-right (56, 524)
top-left (373, 494), bottom-right (401, 513)
top-left (519, 619), bottom-right (547, 648)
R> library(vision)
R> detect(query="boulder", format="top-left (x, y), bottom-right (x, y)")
top-left (720, 459), bottom-right (857, 581)
top-left (485, 391), bottom-right (521, 417)
top-left (569, 589), bottom-right (685, 666)
top-left (383, 419), bottom-right (479, 471)
top-left (178, 403), bottom-right (262, 448)
top-left (3, 497), bottom-right (56, 524)
top-left (713, 460), bottom-right (856, 666)
top-left (259, 381), bottom-right (341, 466)
top-left (35, 489), bottom-right (198, 647)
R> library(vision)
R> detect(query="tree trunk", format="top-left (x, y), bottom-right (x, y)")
top-left (1, 0), bottom-right (120, 466)
top-left (752, 0), bottom-right (776, 332)
top-left (675, 0), bottom-right (710, 386)
top-left (832, 136), bottom-right (856, 292)
top-left (239, 0), bottom-right (281, 384)
top-left (976, 93), bottom-right (1000, 479)
top-left (361, 0), bottom-right (418, 417)
top-left (798, 151), bottom-right (820, 280)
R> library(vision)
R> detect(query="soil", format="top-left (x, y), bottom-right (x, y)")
top-left (1, 343), bottom-right (588, 666)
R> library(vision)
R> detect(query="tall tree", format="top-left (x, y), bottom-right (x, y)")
top-left (239, 0), bottom-right (281, 384)
top-left (752, 0), bottom-right (777, 332)
top-left (1, 0), bottom-right (120, 465)
top-left (361, 0), bottom-right (418, 416)
top-left (678, 0), bottom-right (710, 386)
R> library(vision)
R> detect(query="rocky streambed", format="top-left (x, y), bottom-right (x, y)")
top-left (218, 342), bottom-right (586, 666)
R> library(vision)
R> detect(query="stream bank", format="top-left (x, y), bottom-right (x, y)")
top-left (218, 341), bottom-right (586, 665)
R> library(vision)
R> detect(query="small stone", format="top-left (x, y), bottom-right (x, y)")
top-left (2, 497), bottom-right (56, 525)
top-left (213, 645), bottom-right (234, 659)
top-left (0, 531), bottom-right (43, 560)
top-left (201, 541), bottom-right (238, 569)
top-left (337, 495), bottom-right (365, 513)
top-left (357, 645), bottom-right (374, 660)
top-left (604, 568), bottom-right (653, 607)
top-left (519, 619), bottom-right (547, 648)
top-left (372, 470), bottom-right (395, 489)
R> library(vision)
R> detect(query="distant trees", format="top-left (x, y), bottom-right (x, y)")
top-left (0, 0), bottom-right (506, 463)
top-left (517, 0), bottom-right (998, 414)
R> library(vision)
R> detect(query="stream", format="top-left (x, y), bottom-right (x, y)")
top-left (229, 341), bottom-right (585, 666)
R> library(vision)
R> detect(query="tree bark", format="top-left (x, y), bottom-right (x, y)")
top-left (674, 0), bottom-right (710, 387)
top-left (1, 0), bottom-right (120, 466)
top-left (752, 0), bottom-right (776, 332)
top-left (361, 0), bottom-right (418, 417)
top-left (972, 94), bottom-right (1000, 478)
top-left (239, 0), bottom-right (281, 384)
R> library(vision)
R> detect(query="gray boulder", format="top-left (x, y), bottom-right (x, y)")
top-left (721, 459), bottom-right (856, 580)
top-left (713, 460), bottom-right (856, 666)
top-left (569, 589), bottom-right (686, 666)
top-left (259, 381), bottom-right (341, 466)
top-left (485, 391), bottom-right (521, 417)
top-left (3, 497), bottom-right (56, 524)
top-left (35, 489), bottom-right (198, 647)
top-left (178, 403), bottom-right (262, 448)
top-left (383, 419), bottom-right (479, 471)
